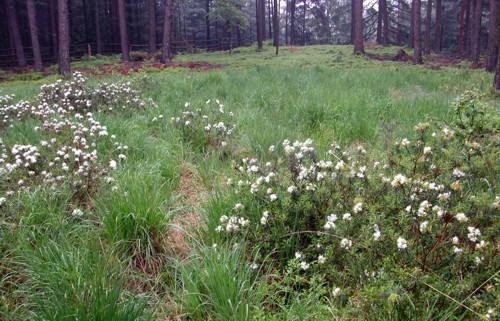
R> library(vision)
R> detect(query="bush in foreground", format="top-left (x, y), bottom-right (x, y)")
top-left (206, 89), bottom-right (499, 319)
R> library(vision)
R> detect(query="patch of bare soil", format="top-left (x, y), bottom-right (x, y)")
top-left (167, 165), bottom-right (206, 259)
top-left (0, 60), bottom-right (224, 81)
top-left (366, 49), bottom-right (414, 63)
top-left (366, 49), bottom-right (485, 69)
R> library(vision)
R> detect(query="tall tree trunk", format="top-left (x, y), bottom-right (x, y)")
top-left (5, 0), bottom-right (26, 67)
top-left (458, 0), bottom-right (469, 56)
top-left (260, 0), bottom-right (266, 42)
top-left (409, 0), bottom-right (415, 48)
top-left (82, 0), bottom-right (89, 43)
top-left (161, 0), bottom-right (173, 63)
top-left (353, 0), bottom-right (364, 54)
top-left (49, 0), bottom-right (58, 59)
top-left (273, 0), bottom-right (279, 54)
top-left (496, 41), bottom-right (500, 90)
top-left (285, 0), bottom-right (289, 45)
top-left (302, 0), bottom-right (306, 45)
top-left (486, 0), bottom-right (499, 71)
top-left (290, 0), bottom-right (296, 45)
top-left (257, 0), bottom-right (265, 49)
top-left (414, 0), bottom-right (423, 63)
top-left (470, 0), bottom-right (483, 64)
top-left (237, 25), bottom-right (242, 46)
top-left (148, 0), bottom-right (156, 53)
top-left (206, 0), bottom-right (210, 45)
top-left (58, 0), bottom-right (70, 77)
top-left (95, 0), bottom-right (102, 54)
top-left (377, 0), bottom-right (382, 44)
top-left (434, 0), bottom-right (442, 52)
top-left (381, 0), bottom-right (389, 45)
top-left (27, 0), bottom-right (43, 71)
top-left (351, 0), bottom-right (355, 44)
top-left (396, 0), bottom-right (402, 44)
top-left (226, 20), bottom-right (232, 53)
top-left (257, 0), bottom-right (262, 49)
top-left (268, 0), bottom-right (272, 39)
top-left (465, 0), bottom-right (473, 57)
top-left (117, 0), bottom-right (129, 61)
top-left (377, 0), bottom-right (389, 46)
top-left (424, 0), bottom-right (432, 54)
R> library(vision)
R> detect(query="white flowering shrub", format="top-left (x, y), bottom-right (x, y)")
top-left (214, 90), bottom-right (499, 316)
top-left (0, 73), bottom-right (141, 209)
top-left (0, 95), bottom-right (34, 130)
top-left (171, 99), bottom-right (236, 154)
top-left (37, 72), bottom-right (144, 114)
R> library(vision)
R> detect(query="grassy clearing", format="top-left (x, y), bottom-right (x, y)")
top-left (1, 45), bottom-right (498, 320)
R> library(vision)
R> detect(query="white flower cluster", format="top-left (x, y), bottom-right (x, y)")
top-left (37, 72), bottom-right (142, 114)
top-left (215, 203), bottom-right (250, 234)
top-left (0, 73), bottom-right (138, 205)
top-left (0, 95), bottom-right (33, 127)
top-left (171, 99), bottom-right (236, 148)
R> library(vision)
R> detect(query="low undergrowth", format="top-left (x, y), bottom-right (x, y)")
top-left (0, 53), bottom-right (498, 320)
top-left (200, 89), bottom-right (499, 319)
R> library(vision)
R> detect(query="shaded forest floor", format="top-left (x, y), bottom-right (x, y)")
top-left (0, 43), bottom-right (490, 83)
top-left (0, 60), bottom-right (224, 82)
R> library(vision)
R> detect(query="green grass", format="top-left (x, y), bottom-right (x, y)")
top-left (0, 45), bottom-right (498, 320)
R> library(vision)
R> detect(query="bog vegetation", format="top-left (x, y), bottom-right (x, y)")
top-left (0, 45), bottom-right (499, 320)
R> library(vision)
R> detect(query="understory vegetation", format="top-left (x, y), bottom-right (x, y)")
top-left (0, 45), bottom-right (499, 320)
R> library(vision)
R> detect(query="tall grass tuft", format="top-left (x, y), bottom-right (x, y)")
top-left (176, 243), bottom-right (265, 320)
top-left (101, 166), bottom-right (175, 267)
top-left (16, 238), bottom-right (151, 321)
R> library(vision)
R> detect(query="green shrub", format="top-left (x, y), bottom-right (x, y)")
top-left (210, 89), bottom-right (499, 318)
top-left (130, 51), bottom-right (149, 62)
top-left (171, 99), bottom-right (237, 156)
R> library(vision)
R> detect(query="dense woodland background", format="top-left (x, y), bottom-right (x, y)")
top-left (1, 0), bottom-right (500, 87)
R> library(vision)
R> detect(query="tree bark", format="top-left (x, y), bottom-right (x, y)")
top-left (424, 0), bottom-right (432, 54)
top-left (27, 0), bottom-right (43, 71)
top-left (5, 0), bottom-right (26, 67)
top-left (353, 0), bottom-right (364, 54)
top-left (470, 0), bottom-right (483, 64)
top-left (260, 0), bottom-right (266, 43)
top-left (458, 0), bottom-right (469, 56)
top-left (351, 0), bottom-right (355, 44)
top-left (381, 0), bottom-right (389, 45)
top-left (396, 0), bottom-right (402, 44)
top-left (290, 0), bottom-right (296, 45)
top-left (376, 0), bottom-right (388, 45)
top-left (148, 0), bottom-right (156, 53)
top-left (409, 0), bottom-right (415, 48)
top-left (434, 0), bottom-right (442, 52)
top-left (496, 41), bottom-right (500, 90)
top-left (414, 0), bottom-right (423, 63)
top-left (161, 0), bottom-right (173, 63)
top-left (82, 0), bottom-right (89, 43)
top-left (487, 0), bottom-right (499, 71)
top-left (273, 0), bottom-right (279, 54)
top-left (58, 0), bottom-right (70, 78)
top-left (268, 0), bottom-right (272, 39)
top-left (377, 0), bottom-right (382, 44)
top-left (465, 0), bottom-right (474, 57)
top-left (117, 0), bottom-right (129, 61)
top-left (206, 0), bottom-right (210, 45)
top-left (49, 0), bottom-right (58, 59)
top-left (257, 0), bottom-right (265, 49)
top-left (301, 0), bottom-right (306, 45)
top-left (94, 0), bottom-right (102, 55)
